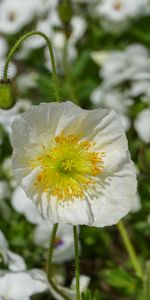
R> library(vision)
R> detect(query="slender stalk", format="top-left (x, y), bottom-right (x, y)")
top-left (117, 220), bottom-right (144, 279)
top-left (47, 223), bottom-right (71, 300)
top-left (4, 31), bottom-right (60, 102)
top-left (73, 226), bottom-right (81, 300)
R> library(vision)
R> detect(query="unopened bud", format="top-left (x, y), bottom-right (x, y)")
top-left (58, 0), bottom-right (73, 26)
top-left (0, 79), bottom-right (17, 109)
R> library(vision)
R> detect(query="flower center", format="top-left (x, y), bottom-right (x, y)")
top-left (113, 0), bottom-right (122, 10)
top-left (31, 133), bottom-right (105, 201)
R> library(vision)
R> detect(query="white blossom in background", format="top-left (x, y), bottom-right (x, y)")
top-left (21, 10), bottom-right (61, 52)
top-left (0, 100), bottom-right (31, 134)
top-left (0, 36), bottom-right (8, 58)
top-left (0, 0), bottom-right (39, 35)
top-left (129, 80), bottom-right (150, 102)
top-left (90, 50), bottom-right (109, 66)
top-left (0, 181), bottom-right (10, 200)
top-left (0, 230), bottom-right (26, 272)
top-left (100, 44), bottom-right (150, 88)
top-left (45, 15), bottom-right (86, 72)
top-left (11, 101), bottom-right (137, 227)
top-left (134, 108), bottom-right (150, 143)
top-left (90, 87), bottom-right (132, 131)
top-left (0, 61), bottom-right (17, 80)
top-left (45, 32), bottom-right (77, 72)
top-left (34, 222), bottom-right (76, 263)
top-left (48, 274), bottom-right (90, 300)
top-left (0, 269), bottom-right (48, 300)
top-left (96, 0), bottom-right (145, 32)
top-left (16, 72), bottom-right (38, 93)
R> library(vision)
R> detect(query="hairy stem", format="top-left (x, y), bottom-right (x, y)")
top-left (4, 31), bottom-right (60, 102)
top-left (73, 226), bottom-right (81, 300)
top-left (47, 223), bottom-right (71, 300)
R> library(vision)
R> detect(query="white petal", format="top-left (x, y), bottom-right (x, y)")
top-left (90, 158), bottom-right (137, 227)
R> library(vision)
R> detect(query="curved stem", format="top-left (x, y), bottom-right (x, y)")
top-left (73, 226), bottom-right (81, 300)
top-left (4, 31), bottom-right (60, 102)
top-left (117, 220), bottom-right (144, 279)
top-left (47, 223), bottom-right (71, 300)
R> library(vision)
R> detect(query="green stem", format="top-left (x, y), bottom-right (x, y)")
top-left (117, 220), bottom-right (144, 279)
top-left (47, 223), bottom-right (71, 300)
top-left (73, 226), bottom-right (81, 300)
top-left (4, 31), bottom-right (60, 102)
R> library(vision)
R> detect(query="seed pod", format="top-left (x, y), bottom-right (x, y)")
top-left (0, 79), bottom-right (17, 109)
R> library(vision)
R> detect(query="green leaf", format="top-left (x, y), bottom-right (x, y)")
top-left (144, 262), bottom-right (150, 300)
top-left (82, 289), bottom-right (93, 300)
top-left (93, 290), bottom-right (101, 300)
top-left (102, 267), bottom-right (142, 296)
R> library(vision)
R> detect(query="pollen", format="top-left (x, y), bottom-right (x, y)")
top-left (30, 133), bottom-right (105, 201)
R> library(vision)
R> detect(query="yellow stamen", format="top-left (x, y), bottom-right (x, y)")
top-left (30, 133), bottom-right (105, 201)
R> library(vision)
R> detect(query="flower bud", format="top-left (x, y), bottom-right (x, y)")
top-left (0, 79), bottom-right (17, 109)
top-left (58, 0), bottom-right (73, 26)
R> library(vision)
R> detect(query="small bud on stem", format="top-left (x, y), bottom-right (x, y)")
top-left (0, 79), bottom-right (17, 110)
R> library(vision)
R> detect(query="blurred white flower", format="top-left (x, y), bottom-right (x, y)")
top-left (0, 181), bottom-right (10, 200)
top-left (70, 16), bottom-right (86, 44)
top-left (129, 79), bottom-right (150, 101)
top-left (21, 10), bottom-right (61, 52)
top-left (11, 101), bottom-right (137, 227)
top-left (134, 108), bottom-right (150, 143)
top-left (34, 222), bottom-right (76, 263)
top-left (16, 72), bottom-right (38, 93)
top-left (0, 230), bottom-right (26, 271)
top-left (90, 50), bottom-right (109, 66)
top-left (100, 44), bottom-right (150, 88)
top-left (2, 157), bottom-right (17, 189)
top-left (12, 187), bottom-right (43, 224)
top-left (45, 32), bottom-right (77, 72)
top-left (0, 37), bottom-right (8, 58)
top-left (0, 61), bottom-right (17, 80)
top-left (45, 15), bottom-right (86, 72)
top-left (0, 0), bottom-right (38, 35)
top-left (90, 87), bottom-right (132, 131)
top-left (96, 0), bottom-right (145, 32)
top-left (48, 274), bottom-right (90, 300)
top-left (0, 269), bottom-right (48, 300)
top-left (0, 99), bottom-right (31, 134)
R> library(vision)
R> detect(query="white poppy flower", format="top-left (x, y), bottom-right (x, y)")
top-left (34, 222), bottom-right (75, 263)
top-left (0, 230), bottom-right (26, 272)
top-left (12, 187), bottom-right (43, 224)
top-left (0, 269), bottom-right (48, 300)
top-left (134, 108), bottom-right (150, 144)
top-left (11, 101), bottom-right (137, 227)
top-left (0, 0), bottom-right (38, 35)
